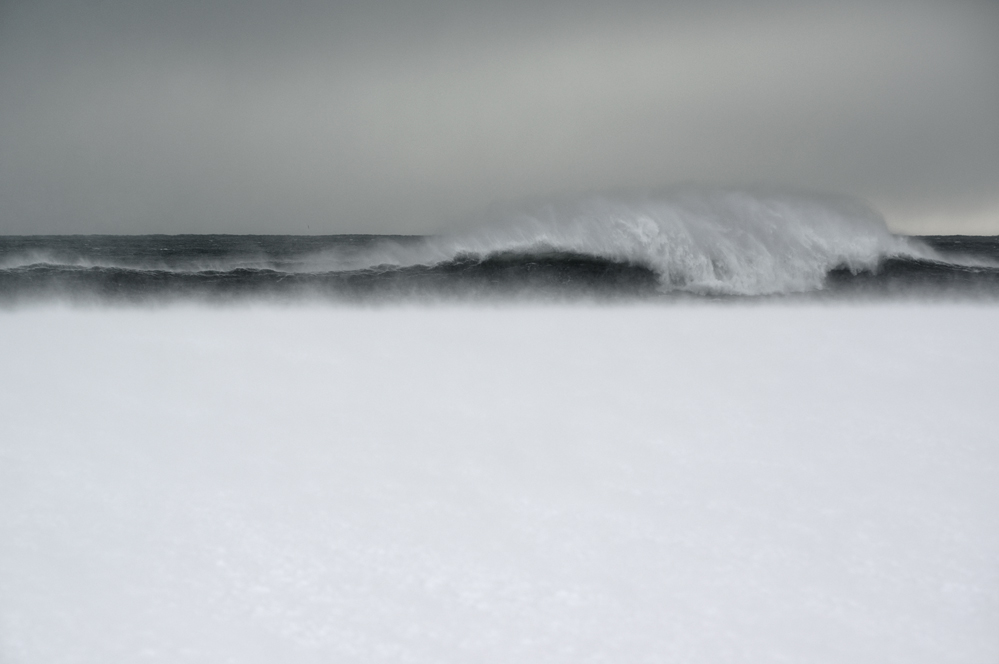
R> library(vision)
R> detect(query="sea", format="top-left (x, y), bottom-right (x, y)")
top-left (1, 190), bottom-right (998, 304)
top-left (2, 190), bottom-right (998, 663)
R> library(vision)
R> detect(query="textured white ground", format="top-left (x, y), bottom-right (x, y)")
top-left (1, 304), bottom-right (997, 663)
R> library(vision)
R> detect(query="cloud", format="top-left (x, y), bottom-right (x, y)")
top-left (1, 0), bottom-right (997, 233)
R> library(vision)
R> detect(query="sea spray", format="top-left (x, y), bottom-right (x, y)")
top-left (2, 188), bottom-right (997, 303)
top-left (423, 188), bottom-right (926, 295)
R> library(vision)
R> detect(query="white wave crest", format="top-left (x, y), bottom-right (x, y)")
top-left (414, 188), bottom-right (928, 295)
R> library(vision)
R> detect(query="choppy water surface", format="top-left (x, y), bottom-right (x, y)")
top-left (3, 190), bottom-right (997, 303)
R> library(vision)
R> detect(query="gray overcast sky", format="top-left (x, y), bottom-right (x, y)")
top-left (1, 0), bottom-right (997, 234)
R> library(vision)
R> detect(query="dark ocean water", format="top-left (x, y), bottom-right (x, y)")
top-left (1, 234), bottom-right (997, 303)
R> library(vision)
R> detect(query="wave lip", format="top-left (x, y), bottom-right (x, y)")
top-left (4, 189), bottom-right (998, 303)
top-left (424, 188), bottom-right (926, 295)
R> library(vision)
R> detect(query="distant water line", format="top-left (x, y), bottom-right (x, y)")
top-left (2, 190), bottom-right (998, 304)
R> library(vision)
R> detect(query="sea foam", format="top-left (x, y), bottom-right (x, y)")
top-left (1, 305), bottom-right (997, 663)
top-left (414, 189), bottom-right (926, 294)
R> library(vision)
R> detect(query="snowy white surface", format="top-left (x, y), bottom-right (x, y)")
top-left (1, 304), bottom-right (997, 663)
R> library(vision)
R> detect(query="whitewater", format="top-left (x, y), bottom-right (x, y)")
top-left (2, 189), bottom-right (997, 303)
top-left (2, 305), bottom-right (997, 663)
top-left (2, 191), bottom-right (998, 663)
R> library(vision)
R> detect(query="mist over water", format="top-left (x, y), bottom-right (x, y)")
top-left (2, 189), bottom-right (997, 304)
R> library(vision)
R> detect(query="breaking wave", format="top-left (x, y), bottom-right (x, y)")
top-left (416, 188), bottom-right (927, 295)
top-left (1, 188), bottom-right (997, 303)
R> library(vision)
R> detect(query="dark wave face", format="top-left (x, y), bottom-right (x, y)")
top-left (1, 235), bottom-right (997, 304)
top-left (2, 192), bottom-right (998, 303)
top-left (0, 238), bottom-right (661, 303)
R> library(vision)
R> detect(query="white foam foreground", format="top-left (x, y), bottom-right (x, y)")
top-left (1, 304), bottom-right (997, 663)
